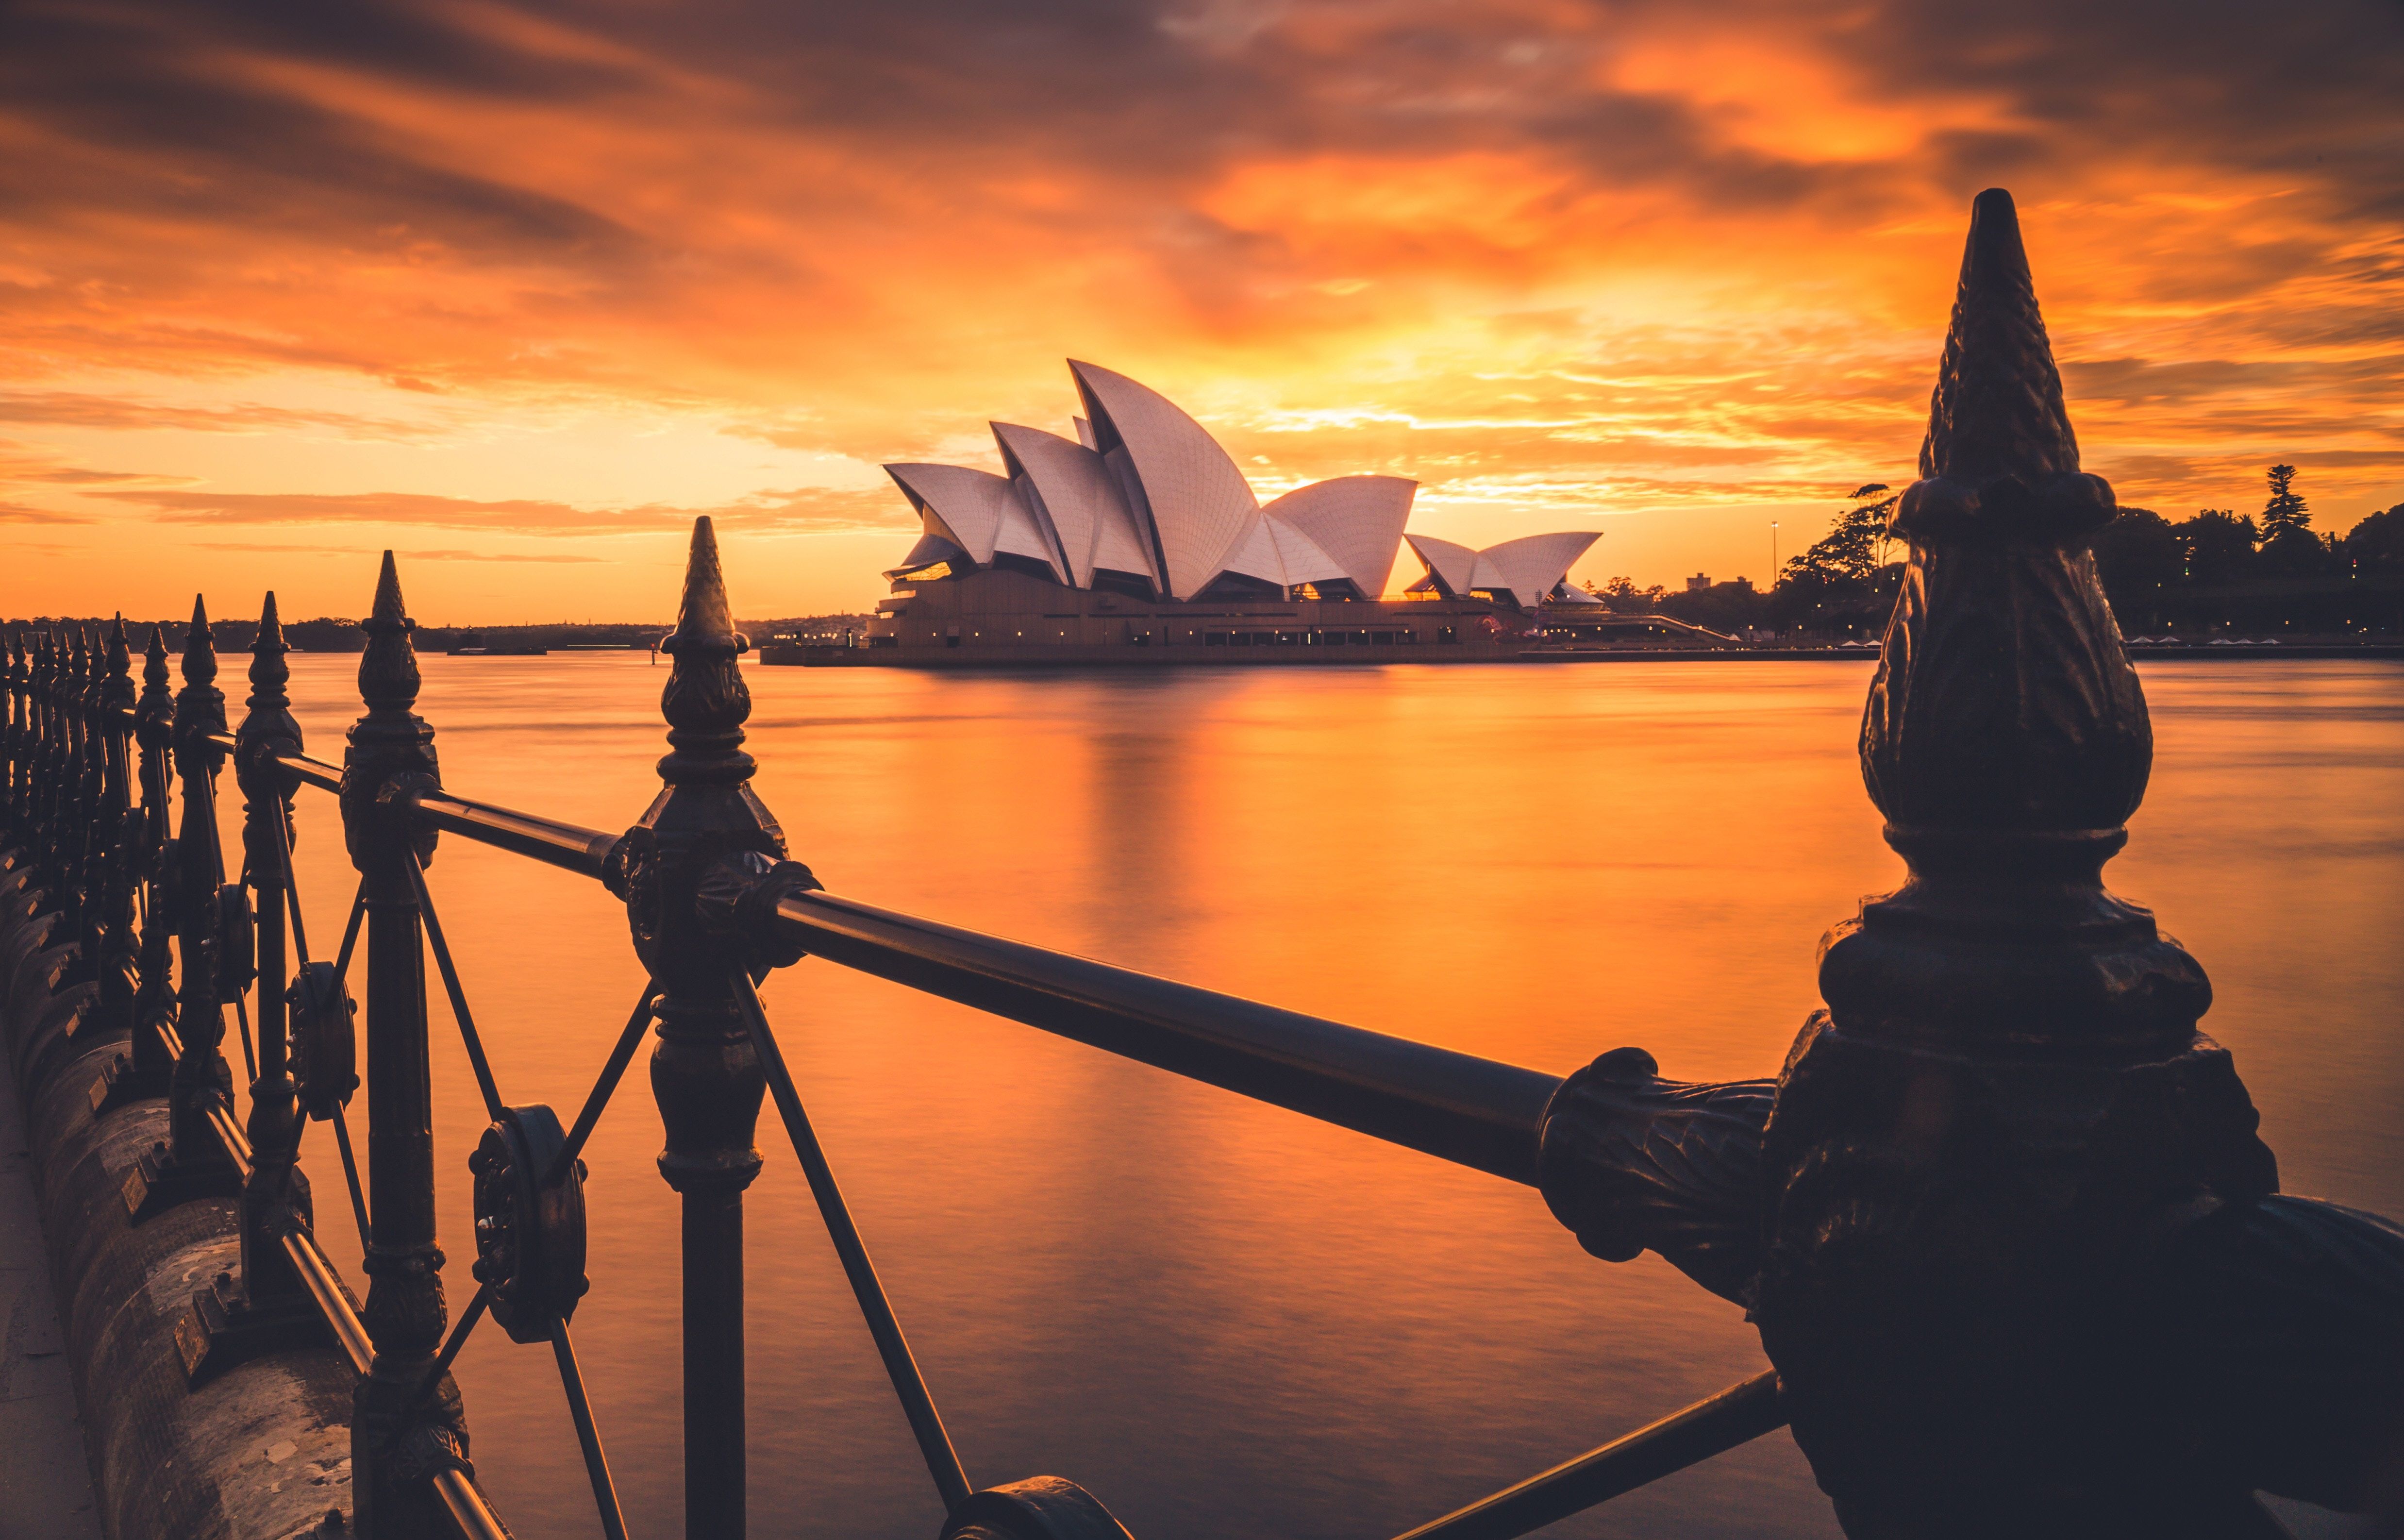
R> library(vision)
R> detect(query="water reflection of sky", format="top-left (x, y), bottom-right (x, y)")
top-left (254, 654), bottom-right (2404, 1540)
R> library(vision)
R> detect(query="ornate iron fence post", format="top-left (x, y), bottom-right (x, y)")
top-left (70, 626), bottom-right (110, 986)
top-left (2, 629), bottom-right (21, 838)
top-left (125, 626), bottom-right (181, 1097)
top-left (178, 591), bottom-right (325, 1369)
top-left (131, 599), bottom-right (240, 1208)
top-left (91, 619), bottom-right (141, 1039)
top-left (1744, 189), bottom-right (2401, 1535)
top-left (609, 516), bottom-right (776, 1540)
top-left (341, 553), bottom-right (471, 1538)
top-left (33, 633), bottom-right (60, 880)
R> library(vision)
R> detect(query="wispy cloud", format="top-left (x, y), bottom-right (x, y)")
top-left (93, 484), bottom-right (911, 535)
top-left (0, 391), bottom-right (443, 441)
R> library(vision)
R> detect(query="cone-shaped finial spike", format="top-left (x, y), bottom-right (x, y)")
top-left (358, 550), bottom-right (421, 713)
top-left (103, 613), bottom-right (134, 710)
top-left (655, 515), bottom-right (754, 782)
top-left (250, 589), bottom-right (291, 707)
top-left (182, 593), bottom-right (218, 685)
top-left (1919, 187), bottom-right (2079, 485)
top-left (371, 550), bottom-right (405, 622)
top-left (675, 517), bottom-right (737, 644)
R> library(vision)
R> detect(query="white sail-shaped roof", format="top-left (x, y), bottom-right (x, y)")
top-left (884, 464), bottom-right (1066, 583)
top-left (1468, 532), bottom-right (1601, 610)
top-left (1069, 360), bottom-right (1258, 601)
top-left (1213, 515), bottom-right (1290, 588)
top-left (1261, 476), bottom-right (1417, 598)
top-left (1264, 516), bottom-right (1348, 588)
top-left (991, 422), bottom-right (1154, 591)
top-left (883, 529), bottom-right (965, 579)
top-left (1404, 534), bottom-right (1480, 598)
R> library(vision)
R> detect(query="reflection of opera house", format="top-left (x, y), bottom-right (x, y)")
top-left (828, 362), bottom-right (1605, 665)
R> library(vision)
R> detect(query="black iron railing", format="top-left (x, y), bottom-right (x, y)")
top-left (0, 526), bottom-right (1781, 1540)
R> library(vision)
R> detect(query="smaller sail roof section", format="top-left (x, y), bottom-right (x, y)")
top-left (884, 464), bottom-right (1066, 583)
top-left (1213, 515), bottom-right (1290, 587)
top-left (991, 422), bottom-right (1152, 591)
top-left (1468, 531), bottom-right (1601, 610)
top-left (1405, 534), bottom-right (1480, 598)
top-left (1069, 360), bottom-right (1258, 601)
top-left (1262, 476), bottom-right (1417, 597)
top-left (1264, 517), bottom-right (1348, 587)
top-left (883, 529), bottom-right (965, 579)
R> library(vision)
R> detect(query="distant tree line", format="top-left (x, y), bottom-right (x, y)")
top-left (0, 615), bottom-right (879, 655)
top-left (1583, 467), bottom-right (2404, 639)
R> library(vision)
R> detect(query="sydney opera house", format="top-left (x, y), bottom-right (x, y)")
top-left (828, 362), bottom-right (1605, 664)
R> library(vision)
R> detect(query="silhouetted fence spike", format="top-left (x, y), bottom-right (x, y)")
top-left (618, 513), bottom-right (781, 1539)
top-left (340, 549), bottom-right (488, 1531)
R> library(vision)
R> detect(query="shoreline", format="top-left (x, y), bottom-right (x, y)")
top-left (769, 642), bottom-right (2404, 669)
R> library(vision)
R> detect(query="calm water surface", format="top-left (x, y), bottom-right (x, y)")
top-left (256, 655), bottom-right (2404, 1540)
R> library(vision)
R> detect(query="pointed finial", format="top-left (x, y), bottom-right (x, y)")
top-left (1867, 189), bottom-right (2141, 839)
top-left (246, 588), bottom-right (293, 720)
top-left (1919, 189), bottom-right (2077, 486)
top-left (102, 615), bottom-right (135, 713)
top-left (239, 589), bottom-right (301, 779)
top-left (251, 591), bottom-right (290, 690)
top-left (143, 623), bottom-right (169, 692)
top-left (182, 593), bottom-right (218, 688)
top-left (656, 516), bottom-right (753, 784)
top-left (358, 551), bottom-right (421, 714)
top-left (1895, 189), bottom-right (2111, 547)
top-left (670, 517), bottom-right (740, 648)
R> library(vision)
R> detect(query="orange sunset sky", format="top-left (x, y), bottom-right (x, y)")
top-left (5, 0), bottom-right (2402, 623)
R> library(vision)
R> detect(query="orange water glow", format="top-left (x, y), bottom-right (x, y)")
top-left (3, 0), bottom-right (2401, 620)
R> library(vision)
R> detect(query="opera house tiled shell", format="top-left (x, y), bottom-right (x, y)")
top-left (883, 363), bottom-right (1598, 611)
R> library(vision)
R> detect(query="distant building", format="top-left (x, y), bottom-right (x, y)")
top-left (843, 363), bottom-right (1605, 665)
top-left (1686, 572), bottom-right (1712, 592)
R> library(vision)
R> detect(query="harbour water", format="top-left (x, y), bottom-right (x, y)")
top-left (254, 654), bottom-right (2404, 1539)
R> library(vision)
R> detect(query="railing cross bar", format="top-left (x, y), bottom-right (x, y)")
top-left (1388, 1370), bottom-right (1786, 1540)
top-left (550, 1320), bottom-right (633, 1540)
top-left (545, 989), bottom-right (658, 1189)
top-left (730, 970), bottom-right (974, 1515)
top-left (330, 1105), bottom-right (372, 1251)
top-left (404, 854), bottom-right (506, 1122)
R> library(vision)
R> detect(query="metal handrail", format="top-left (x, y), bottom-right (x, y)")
top-left (265, 756), bottom-right (1563, 1181)
top-left (772, 888), bottom-right (1561, 1184)
top-left (435, 1470), bottom-right (512, 1540)
top-left (406, 786), bottom-right (619, 879)
top-left (281, 1230), bottom-right (373, 1375)
top-left (1389, 1371), bottom-right (1786, 1540)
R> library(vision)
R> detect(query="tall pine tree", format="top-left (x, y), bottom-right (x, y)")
top-left (2260, 464), bottom-right (2311, 539)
